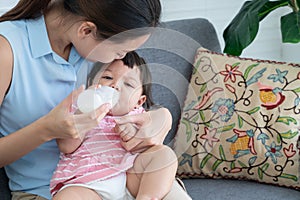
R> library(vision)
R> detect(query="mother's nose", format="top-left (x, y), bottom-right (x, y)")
top-left (116, 53), bottom-right (126, 60)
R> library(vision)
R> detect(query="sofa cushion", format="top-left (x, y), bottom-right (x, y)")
top-left (183, 178), bottom-right (300, 200)
top-left (174, 48), bottom-right (300, 190)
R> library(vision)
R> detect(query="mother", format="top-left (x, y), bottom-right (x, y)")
top-left (0, 0), bottom-right (190, 199)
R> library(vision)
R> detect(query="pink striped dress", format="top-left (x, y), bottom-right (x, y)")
top-left (50, 107), bottom-right (144, 196)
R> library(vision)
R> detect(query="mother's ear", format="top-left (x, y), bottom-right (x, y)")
top-left (77, 21), bottom-right (97, 38)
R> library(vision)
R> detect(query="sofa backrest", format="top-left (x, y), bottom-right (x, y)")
top-left (137, 18), bottom-right (221, 145)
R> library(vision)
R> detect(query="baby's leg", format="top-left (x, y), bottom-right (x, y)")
top-left (126, 145), bottom-right (178, 200)
top-left (52, 186), bottom-right (102, 200)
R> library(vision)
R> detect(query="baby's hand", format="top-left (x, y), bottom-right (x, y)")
top-left (114, 108), bottom-right (172, 152)
top-left (114, 122), bottom-right (138, 142)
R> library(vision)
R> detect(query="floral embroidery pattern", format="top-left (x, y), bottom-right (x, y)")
top-left (211, 98), bottom-right (235, 122)
top-left (219, 64), bottom-right (243, 83)
top-left (175, 49), bottom-right (300, 190)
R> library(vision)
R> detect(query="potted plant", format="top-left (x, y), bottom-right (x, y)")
top-left (223, 0), bottom-right (300, 56)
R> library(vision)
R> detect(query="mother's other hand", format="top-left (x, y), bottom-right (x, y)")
top-left (115, 108), bottom-right (172, 152)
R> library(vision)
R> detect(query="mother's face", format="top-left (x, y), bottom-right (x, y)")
top-left (77, 33), bottom-right (150, 63)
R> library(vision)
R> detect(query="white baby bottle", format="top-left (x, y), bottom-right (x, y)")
top-left (77, 86), bottom-right (119, 113)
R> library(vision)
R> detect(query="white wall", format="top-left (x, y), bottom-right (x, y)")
top-left (1, 0), bottom-right (299, 63)
top-left (161, 0), bottom-right (299, 63)
top-left (0, 0), bottom-right (18, 16)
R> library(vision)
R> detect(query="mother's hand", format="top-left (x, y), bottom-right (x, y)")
top-left (43, 86), bottom-right (110, 141)
top-left (114, 107), bottom-right (172, 152)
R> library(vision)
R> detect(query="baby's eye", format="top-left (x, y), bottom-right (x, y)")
top-left (102, 76), bottom-right (113, 80)
top-left (124, 82), bottom-right (134, 88)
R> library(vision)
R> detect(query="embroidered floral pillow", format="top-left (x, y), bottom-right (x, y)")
top-left (174, 48), bottom-right (300, 190)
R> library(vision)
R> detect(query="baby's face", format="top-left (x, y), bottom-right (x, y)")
top-left (92, 60), bottom-right (145, 116)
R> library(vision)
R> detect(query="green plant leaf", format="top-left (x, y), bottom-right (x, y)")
top-left (212, 159), bottom-right (223, 171)
top-left (231, 162), bottom-right (235, 169)
top-left (193, 59), bottom-right (202, 74)
top-left (238, 160), bottom-right (248, 168)
top-left (204, 122), bottom-right (211, 128)
top-left (277, 133), bottom-right (281, 143)
top-left (261, 163), bottom-right (269, 171)
top-left (279, 173), bottom-right (298, 181)
top-left (243, 63), bottom-right (259, 79)
top-left (281, 11), bottom-right (300, 43)
top-left (259, 0), bottom-right (289, 21)
top-left (216, 123), bottom-right (235, 133)
top-left (223, 0), bottom-right (269, 56)
top-left (181, 118), bottom-right (192, 142)
top-left (231, 62), bottom-right (241, 68)
top-left (219, 145), bottom-right (226, 160)
top-left (200, 83), bottom-right (207, 93)
top-left (238, 115), bottom-right (244, 128)
top-left (200, 154), bottom-right (213, 169)
top-left (292, 87), bottom-right (300, 93)
top-left (223, 0), bottom-right (290, 56)
top-left (276, 116), bottom-right (297, 125)
top-left (258, 167), bottom-right (264, 180)
top-left (280, 130), bottom-right (298, 139)
top-left (199, 110), bottom-right (205, 122)
top-left (247, 107), bottom-right (260, 114)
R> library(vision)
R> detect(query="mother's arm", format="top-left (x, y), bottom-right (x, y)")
top-left (0, 35), bottom-right (52, 167)
top-left (0, 36), bottom-right (108, 167)
top-left (115, 107), bottom-right (172, 152)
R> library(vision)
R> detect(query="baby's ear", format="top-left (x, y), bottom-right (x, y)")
top-left (136, 95), bottom-right (147, 107)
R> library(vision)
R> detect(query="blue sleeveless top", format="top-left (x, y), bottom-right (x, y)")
top-left (0, 16), bottom-right (93, 199)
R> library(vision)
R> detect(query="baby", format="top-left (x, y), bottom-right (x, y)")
top-left (50, 51), bottom-right (178, 200)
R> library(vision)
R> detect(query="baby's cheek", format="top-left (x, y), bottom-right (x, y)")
top-left (128, 91), bottom-right (140, 103)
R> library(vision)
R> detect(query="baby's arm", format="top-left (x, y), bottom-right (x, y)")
top-left (56, 138), bottom-right (82, 154)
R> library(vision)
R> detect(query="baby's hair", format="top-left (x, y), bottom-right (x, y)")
top-left (88, 52), bottom-right (154, 109)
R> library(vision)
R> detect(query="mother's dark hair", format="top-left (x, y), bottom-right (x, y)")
top-left (0, 0), bottom-right (161, 40)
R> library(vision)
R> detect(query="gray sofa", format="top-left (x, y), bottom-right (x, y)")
top-left (0, 18), bottom-right (299, 200)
